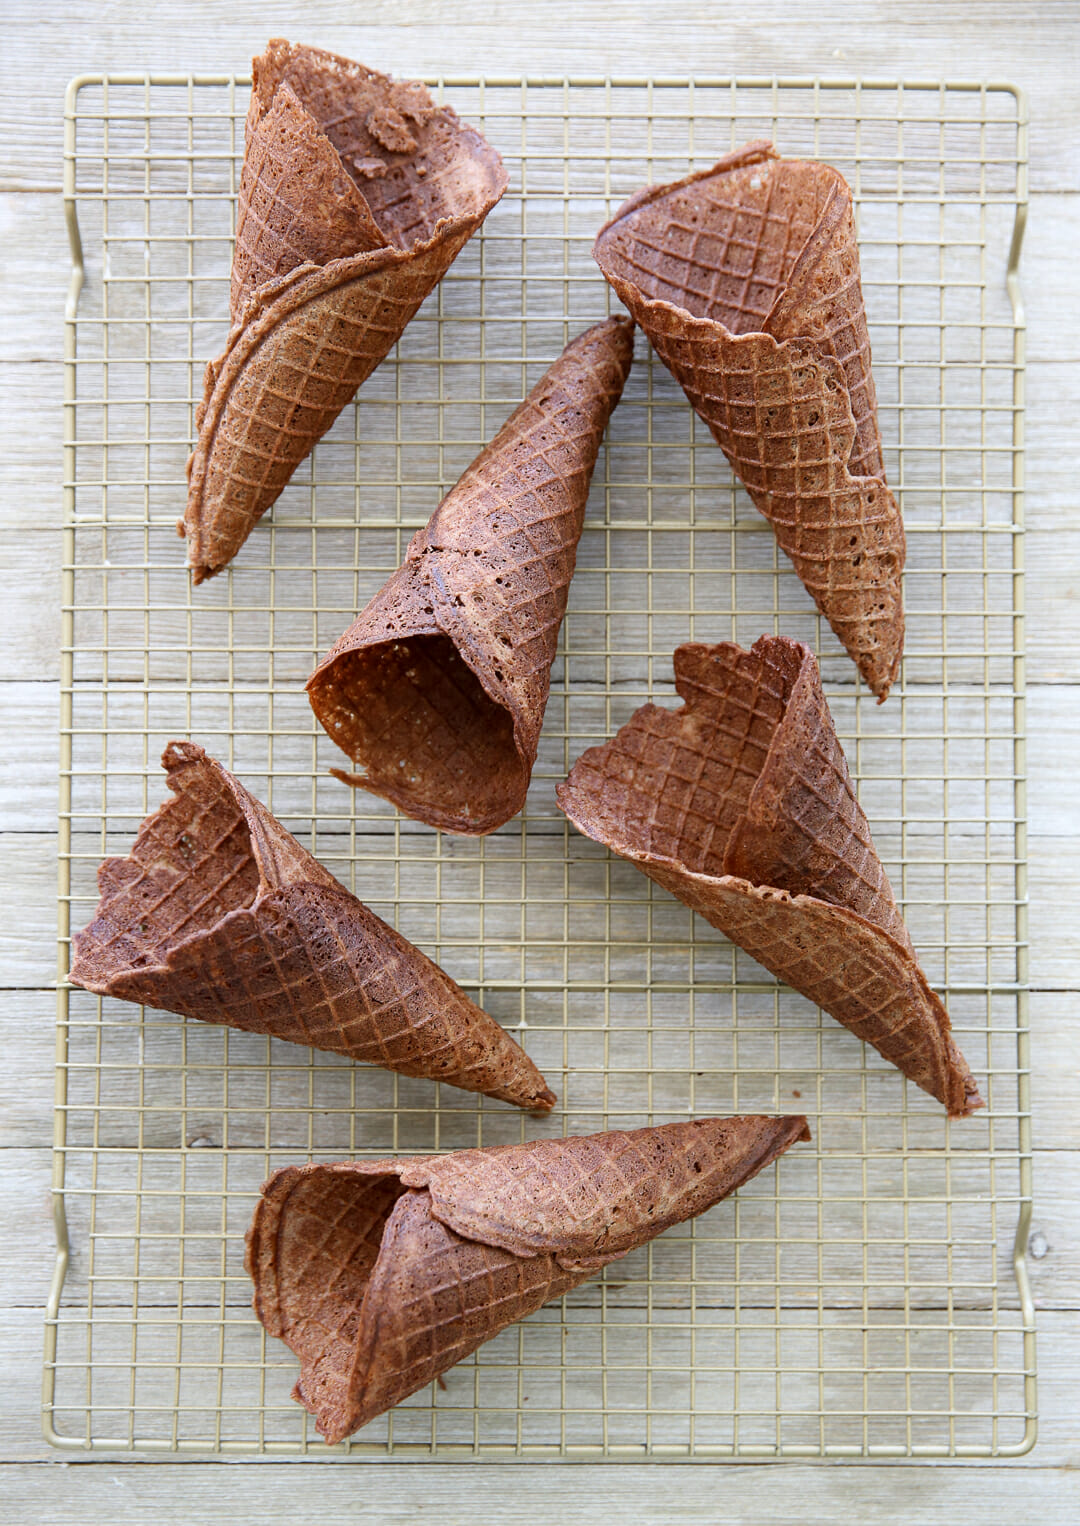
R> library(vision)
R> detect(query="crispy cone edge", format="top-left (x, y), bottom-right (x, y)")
top-left (593, 142), bottom-right (904, 701)
top-left (306, 316), bottom-right (635, 835)
top-left (556, 638), bottom-right (982, 1118)
top-left (183, 43), bottom-right (509, 583)
top-left (68, 741), bottom-right (555, 1111)
top-left (245, 1116), bottom-right (810, 1441)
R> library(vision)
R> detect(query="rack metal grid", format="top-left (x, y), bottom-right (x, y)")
top-left (46, 74), bottom-right (1033, 1458)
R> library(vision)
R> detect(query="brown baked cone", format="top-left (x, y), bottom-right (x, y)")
top-left (182, 40), bottom-right (509, 583)
top-left (307, 316), bottom-right (636, 835)
top-left (68, 742), bottom-right (554, 1111)
top-left (594, 142), bottom-right (905, 700)
top-left (556, 637), bottom-right (982, 1117)
top-left (245, 1115), bottom-right (810, 1441)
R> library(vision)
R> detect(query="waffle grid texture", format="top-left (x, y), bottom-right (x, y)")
top-left (556, 637), bottom-right (981, 1116)
top-left (308, 316), bottom-right (635, 835)
top-left (246, 1117), bottom-right (810, 1441)
top-left (593, 142), bottom-right (905, 700)
top-left (183, 41), bottom-right (509, 582)
top-left (68, 742), bottom-right (555, 1110)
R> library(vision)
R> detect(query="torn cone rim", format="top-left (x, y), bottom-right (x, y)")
top-left (593, 138), bottom-right (778, 243)
top-left (593, 145), bottom-right (891, 494)
top-left (68, 740), bottom-right (333, 988)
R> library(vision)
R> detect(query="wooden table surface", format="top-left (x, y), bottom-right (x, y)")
top-left (2, 2), bottom-right (1078, 1520)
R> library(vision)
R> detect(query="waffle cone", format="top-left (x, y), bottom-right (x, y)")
top-left (556, 638), bottom-right (981, 1117)
top-left (307, 316), bottom-right (635, 834)
top-left (183, 41), bottom-right (509, 583)
top-left (69, 742), bottom-right (554, 1111)
top-left (245, 1115), bottom-right (809, 1441)
top-left (594, 143), bottom-right (904, 700)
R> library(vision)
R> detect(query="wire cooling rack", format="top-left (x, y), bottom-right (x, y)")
top-left (46, 74), bottom-right (1033, 1458)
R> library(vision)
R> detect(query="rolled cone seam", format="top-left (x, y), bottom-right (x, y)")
top-left (555, 636), bottom-right (982, 1117)
top-left (593, 142), bottom-right (905, 701)
top-left (229, 80), bottom-right (387, 320)
top-left (245, 1116), bottom-right (810, 1442)
top-left (307, 315), bottom-right (636, 835)
top-left (68, 741), bottom-right (555, 1111)
top-left (183, 40), bottom-right (510, 583)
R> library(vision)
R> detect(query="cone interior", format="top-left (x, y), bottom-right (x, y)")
top-left (595, 147), bottom-right (884, 481)
top-left (612, 157), bottom-right (828, 333)
top-left (317, 634), bottom-right (524, 832)
top-left (262, 1169), bottom-right (409, 1411)
top-left (248, 40), bottom-right (500, 257)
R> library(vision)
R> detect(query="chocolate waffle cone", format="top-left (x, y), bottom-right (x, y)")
top-left (594, 143), bottom-right (904, 700)
top-left (307, 316), bottom-right (635, 834)
top-left (246, 1115), bottom-right (809, 1441)
top-left (556, 638), bottom-right (981, 1116)
top-left (183, 41), bottom-right (509, 583)
top-left (69, 742), bottom-right (554, 1111)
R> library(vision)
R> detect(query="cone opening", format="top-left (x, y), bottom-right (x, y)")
top-left (310, 634), bottom-right (526, 832)
top-left (70, 752), bottom-right (262, 983)
top-left (252, 42), bottom-right (507, 257)
top-left (266, 1170), bottom-right (409, 1427)
top-left (561, 638), bottom-right (907, 940)
top-left (597, 158), bottom-right (838, 337)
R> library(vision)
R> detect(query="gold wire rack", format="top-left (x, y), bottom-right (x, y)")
top-left (46, 74), bottom-right (1033, 1458)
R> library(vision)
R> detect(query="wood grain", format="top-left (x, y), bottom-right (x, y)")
top-left (1, 2), bottom-right (1078, 190)
top-left (0, 1461), bottom-right (1077, 1519)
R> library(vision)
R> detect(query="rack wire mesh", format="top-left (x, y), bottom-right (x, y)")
top-left (46, 74), bottom-right (1033, 1458)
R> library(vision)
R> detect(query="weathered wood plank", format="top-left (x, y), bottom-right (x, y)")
top-left (0, 991), bottom-right (56, 1147)
top-left (0, 195), bottom-right (66, 364)
top-left (3, 517), bottom-right (1076, 695)
top-left (1028, 688), bottom-right (1080, 839)
top-left (3, 342), bottom-right (1071, 537)
top-left (1028, 993), bottom-right (1080, 1153)
top-left (0, 835), bottom-right (59, 988)
top-left (0, 1150), bottom-right (56, 1310)
top-left (0, 534), bottom-right (63, 682)
top-left (1026, 537), bottom-right (1080, 686)
top-left (0, 684), bottom-right (60, 834)
top-left (24, 823), bottom-right (1078, 981)
top-left (1, 1457), bottom-right (1079, 1515)
top-left (2, 974), bottom-right (1075, 1159)
top-left (5, 1136), bottom-right (1071, 1311)
top-left (1, 813), bottom-right (1073, 1110)
top-left (1, 2), bottom-right (1077, 191)
top-left (0, 364), bottom-right (63, 487)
